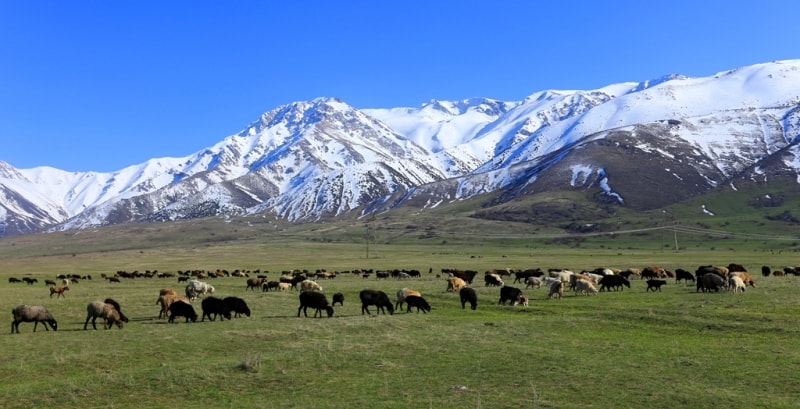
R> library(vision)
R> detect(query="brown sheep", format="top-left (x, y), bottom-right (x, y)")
top-left (446, 277), bottom-right (467, 292)
top-left (156, 294), bottom-right (190, 320)
top-left (49, 285), bottom-right (69, 298)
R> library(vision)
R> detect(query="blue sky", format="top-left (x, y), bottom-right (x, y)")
top-left (1, 1), bottom-right (796, 172)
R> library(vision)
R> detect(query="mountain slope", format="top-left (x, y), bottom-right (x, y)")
top-left (1, 60), bottom-right (800, 237)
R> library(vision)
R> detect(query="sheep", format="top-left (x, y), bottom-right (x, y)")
top-left (484, 273), bottom-right (504, 287)
top-left (459, 287), bottom-right (478, 310)
top-left (332, 292), bottom-right (345, 306)
top-left (300, 279), bottom-right (323, 292)
top-left (403, 295), bottom-right (431, 313)
top-left (11, 305), bottom-right (58, 333)
top-left (359, 289), bottom-right (394, 315)
top-left (498, 286), bottom-right (526, 306)
top-left (574, 279), bottom-right (598, 296)
top-left (223, 297), bottom-right (251, 318)
top-left (277, 282), bottom-right (292, 292)
top-left (395, 288), bottom-right (422, 310)
top-left (446, 277), bottom-right (467, 292)
top-left (598, 274), bottom-right (630, 292)
top-left (548, 281), bottom-right (564, 300)
top-left (697, 273), bottom-right (726, 293)
top-left (646, 279), bottom-right (667, 292)
top-left (298, 291), bottom-right (334, 318)
top-left (49, 285), bottom-right (69, 298)
top-left (246, 277), bottom-right (265, 291)
top-left (730, 271), bottom-right (757, 288)
top-left (201, 296), bottom-right (232, 321)
top-left (185, 280), bottom-right (215, 301)
top-left (103, 298), bottom-right (129, 323)
top-left (159, 288), bottom-right (177, 297)
top-left (84, 301), bottom-right (124, 330)
top-left (262, 281), bottom-right (280, 292)
top-left (157, 294), bottom-right (190, 320)
top-left (525, 276), bottom-right (543, 289)
top-left (729, 275), bottom-right (746, 293)
top-left (168, 300), bottom-right (198, 323)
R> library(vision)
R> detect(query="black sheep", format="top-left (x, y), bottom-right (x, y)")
top-left (459, 287), bottom-right (477, 310)
top-left (223, 296), bottom-right (251, 317)
top-left (201, 297), bottom-right (232, 321)
top-left (646, 279), bottom-right (667, 292)
top-left (168, 300), bottom-right (197, 323)
top-left (359, 289), bottom-right (394, 315)
top-left (498, 286), bottom-right (524, 305)
top-left (598, 275), bottom-right (631, 292)
top-left (298, 292), bottom-right (334, 318)
top-left (403, 295), bottom-right (431, 313)
top-left (674, 269), bottom-right (695, 284)
top-left (332, 292), bottom-right (344, 306)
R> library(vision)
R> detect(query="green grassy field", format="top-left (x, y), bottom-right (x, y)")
top-left (1, 221), bottom-right (800, 409)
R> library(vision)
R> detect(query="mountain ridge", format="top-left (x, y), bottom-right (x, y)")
top-left (1, 59), bottom-right (799, 237)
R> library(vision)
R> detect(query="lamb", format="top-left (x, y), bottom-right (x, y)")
top-left (201, 296), bottom-right (232, 321)
top-left (223, 297), bottom-right (251, 317)
top-left (49, 285), bottom-right (69, 298)
top-left (11, 305), bottom-right (58, 333)
top-left (168, 300), bottom-right (198, 323)
top-left (84, 301), bottom-right (124, 330)
top-left (298, 291), bottom-right (334, 318)
top-left (646, 279), bottom-right (667, 292)
top-left (332, 292), bottom-right (345, 306)
top-left (460, 287), bottom-right (477, 310)
top-left (395, 288), bottom-right (422, 310)
top-left (729, 275), bottom-right (746, 293)
top-left (403, 295), bottom-right (431, 313)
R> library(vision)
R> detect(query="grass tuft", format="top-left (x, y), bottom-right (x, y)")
top-left (237, 352), bottom-right (262, 373)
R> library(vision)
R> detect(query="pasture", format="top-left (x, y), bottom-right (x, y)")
top-left (1, 232), bottom-right (800, 408)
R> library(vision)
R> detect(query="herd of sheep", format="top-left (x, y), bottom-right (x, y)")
top-left (9, 263), bottom-right (791, 333)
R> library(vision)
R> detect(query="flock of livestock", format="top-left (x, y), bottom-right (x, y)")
top-left (8, 262), bottom-right (794, 333)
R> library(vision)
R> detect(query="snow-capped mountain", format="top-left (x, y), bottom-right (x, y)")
top-left (2, 60), bottom-right (800, 237)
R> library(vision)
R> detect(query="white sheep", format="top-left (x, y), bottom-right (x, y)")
top-left (575, 279), bottom-right (598, 296)
top-left (84, 301), bottom-right (124, 330)
top-left (300, 279), bottom-right (323, 292)
top-left (548, 281), bottom-right (564, 300)
top-left (525, 276), bottom-right (543, 289)
top-left (11, 305), bottom-right (58, 333)
top-left (729, 275), bottom-right (746, 293)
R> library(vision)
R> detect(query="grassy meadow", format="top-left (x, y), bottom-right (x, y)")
top-left (1, 218), bottom-right (800, 408)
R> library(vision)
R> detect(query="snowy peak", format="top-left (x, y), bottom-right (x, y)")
top-left (3, 60), bottom-right (800, 236)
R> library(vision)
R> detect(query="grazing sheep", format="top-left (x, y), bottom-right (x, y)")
top-left (156, 294), bottom-right (190, 319)
top-left (446, 277), bottom-right (467, 292)
top-left (262, 281), bottom-right (280, 292)
top-left (11, 305), bottom-right (58, 333)
top-left (525, 276), bottom-right (543, 289)
top-left (697, 273), bottom-right (726, 293)
top-left (675, 269), bottom-right (695, 284)
top-left (484, 273), bottom-right (504, 287)
top-left (84, 301), bottom-right (124, 330)
top-left (201, 296), bottom-right (232, 322)
top-left (730, 271), bottom-right (757, 287)
top-left (223, 297), bottom-right (251, 317)
top-left (168, 300), bottom-right (198, 323)
top-left (498, 286), bottom-right (525, 306)
top-left (403, 295), bottom-right (431, 313)
top-left (646, 279), bottom-right (667, 292)
top-left (185, 280), bottom-right (215, 301)
top-left (548, 281), bottom-right (564, 300)
top-left (574, 279), bottom-right (599, 296)
top-left (459, 287), bottom-right (478, 310)
top-left (598, 274), bottom-right (630, 292)
top-left (729, 275), bottom-right (746, 293)
top-left (395, 288), bottom-right (422, 310)
top-left (359, 289), bottom-right (394, 315)
top-left (300, 279), bottom-right (323, 292)
top-left (298, 291), bottom-right (334, 318)
top-left (49, 285), bottom-right (69, 298)
top-left (246, 277), bottom-right (265, 291)
top-left (103, 298), bottom-right (129, 323)
top-left (332, 292), bottom-right (345, 306)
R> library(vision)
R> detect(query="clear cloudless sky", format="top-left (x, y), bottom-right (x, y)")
top-left (0, 0), bottom-right (797, 172)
